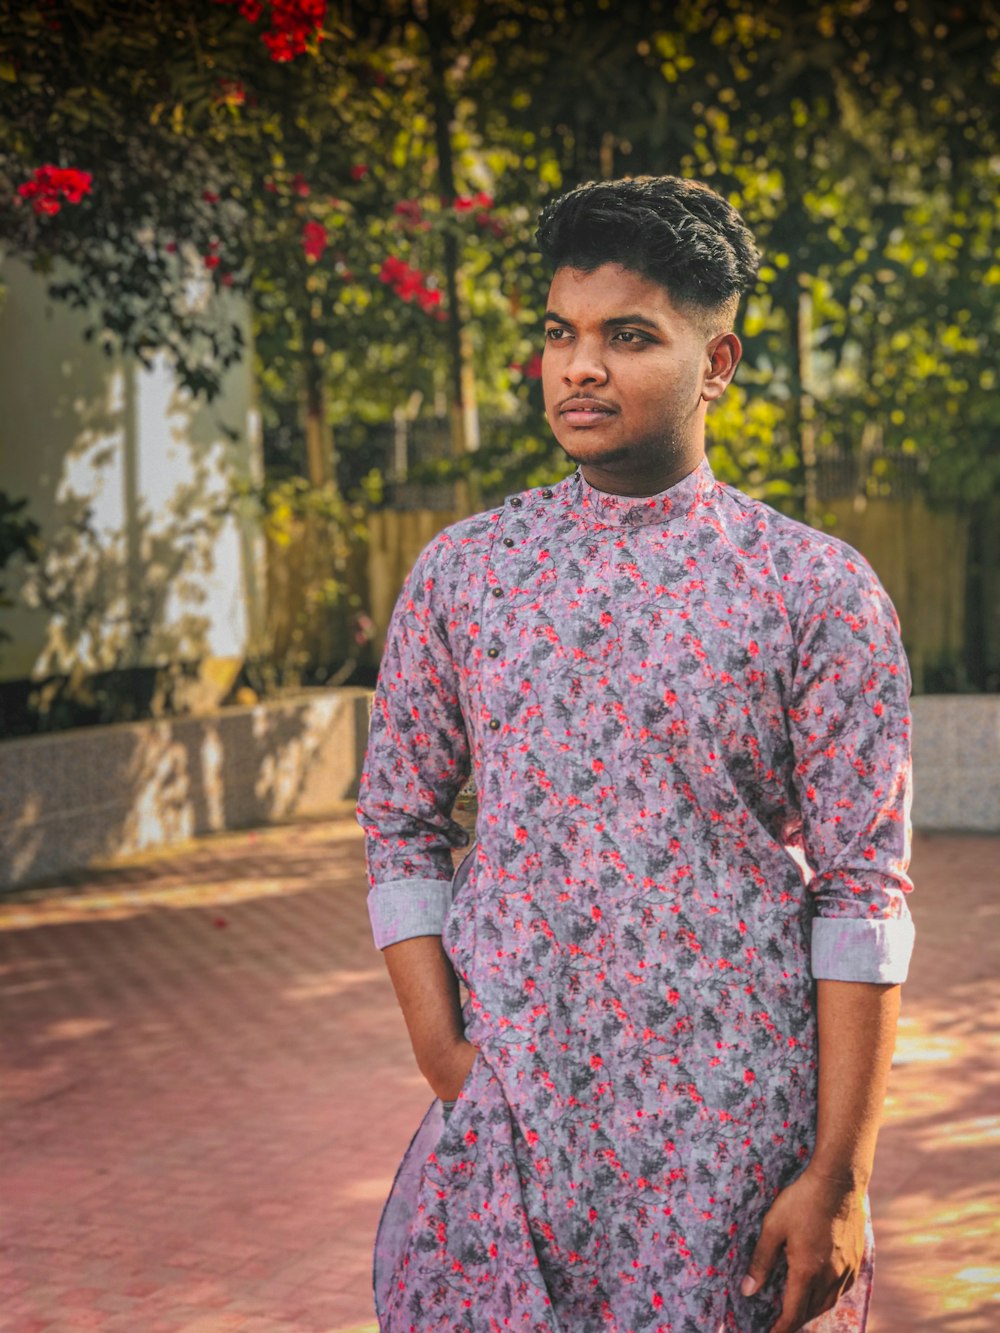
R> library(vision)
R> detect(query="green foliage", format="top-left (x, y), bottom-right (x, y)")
top-left (1, 0), bottom-right (997, 505)
top-left (0, 492), bottom-right (41, 647)
top-left (234, 473), bottom-right (373, 689)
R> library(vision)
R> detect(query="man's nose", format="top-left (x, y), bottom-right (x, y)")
top-left (563, 341), bottom-right (609, 384)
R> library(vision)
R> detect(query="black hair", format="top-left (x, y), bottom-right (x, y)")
top-left (535, 176), bottom-right (761, 321)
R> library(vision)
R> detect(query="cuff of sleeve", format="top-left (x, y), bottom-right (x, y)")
top-left (811, 915), bottom-right (915, 983)
top-left (368, 877), bottom-right (453, 950)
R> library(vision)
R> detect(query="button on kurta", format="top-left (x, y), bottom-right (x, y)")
top-left (491, 587), bottom-right (503, 598)
top-left (503, 537), bottom-right (515, 548)
top-left (487, 647), bottom-right (500, 658)
top-left (488, 718), bottom-right (501, 730)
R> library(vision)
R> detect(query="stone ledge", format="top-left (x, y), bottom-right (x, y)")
top-left (910, 695), bottom-right (1000, 833)
top-left (0, 688), bottom-right (372, 889)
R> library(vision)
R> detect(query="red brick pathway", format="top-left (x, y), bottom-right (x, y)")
top-left (0, 817), bottom-right (996, 1332)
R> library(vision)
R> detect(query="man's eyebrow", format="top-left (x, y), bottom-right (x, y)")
top-left (606, 314), bottom-right (662, 330)
top-left (541, 310), bottom-right (663, 331)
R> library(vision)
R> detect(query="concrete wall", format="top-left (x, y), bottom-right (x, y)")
top-left (0, 254), bottom-right (266, 686)
top-left (0, 688), bottom-right (371, 889)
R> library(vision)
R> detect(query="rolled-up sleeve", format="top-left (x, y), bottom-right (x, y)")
top-left (357, 535), bottom-right (471, 950)
top-left (786, 548), bottom-right (915, 984)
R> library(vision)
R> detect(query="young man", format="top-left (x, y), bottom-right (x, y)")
top-left (358, 176), bottom-right (914, 1333)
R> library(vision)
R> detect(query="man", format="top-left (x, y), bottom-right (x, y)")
top-left (358, 176), bottom-right (914, 1333)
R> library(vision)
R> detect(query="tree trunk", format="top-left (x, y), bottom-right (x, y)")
top-left (303, 352), bottom-right (333, 489)
top-left (793, 279), bottom-right (819, 527)
top-left (425, 7), bottom-right (479, 487)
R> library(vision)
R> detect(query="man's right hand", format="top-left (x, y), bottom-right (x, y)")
top-left (428, 1037), bottom-right (479, 1102)
top-left (383, 935), bottom-right (478, 1102)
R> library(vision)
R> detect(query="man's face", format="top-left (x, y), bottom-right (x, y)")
top-left (541, 263), bottom-right (739, 495)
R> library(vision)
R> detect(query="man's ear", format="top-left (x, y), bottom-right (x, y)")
top-left (702, 332), bottom-right (742, 401)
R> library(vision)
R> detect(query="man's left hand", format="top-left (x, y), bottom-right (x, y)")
top-left (740, 1165), bottom-right (867, 1332)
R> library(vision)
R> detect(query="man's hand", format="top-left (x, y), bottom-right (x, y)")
top-left (740, 1165), bottom-right (867, 1332)
top-left (383, 935), bottom-right (479, 1102)
top-left (428, 1037), bottom-right (479, 1102)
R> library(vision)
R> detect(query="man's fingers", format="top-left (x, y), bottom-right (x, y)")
top-left (768, 1274), bottom-right (814, 1333)
top-left (740, 1219), bottom-right (782, 1298)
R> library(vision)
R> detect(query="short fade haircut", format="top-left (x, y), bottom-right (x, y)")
top-left (535, 175), bottom-right (761, 329)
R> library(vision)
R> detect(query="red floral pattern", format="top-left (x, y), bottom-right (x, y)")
top-left (359, 459), bottom-right (913, 1331)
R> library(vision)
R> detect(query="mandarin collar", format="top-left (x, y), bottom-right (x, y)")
top-left (569, 456), bottom-right (717, 528)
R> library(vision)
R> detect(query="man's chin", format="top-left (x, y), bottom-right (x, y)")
top-left (555, 436), bottom-right (633, 468)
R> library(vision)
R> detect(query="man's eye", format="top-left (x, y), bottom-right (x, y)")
top-left (614, 330), bottom-right (646, 344)
top-left (544, 327), bottom-right (566, 341)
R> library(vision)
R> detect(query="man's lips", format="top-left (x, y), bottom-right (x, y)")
top-left (559, 398), bottom-right (617, 426)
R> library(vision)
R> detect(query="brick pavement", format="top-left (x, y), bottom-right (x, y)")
top-left (0, 816), bottom-right (996, 1332)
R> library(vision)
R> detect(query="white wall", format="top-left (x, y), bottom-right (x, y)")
top-left (0, 254), bottom-right (265, 683)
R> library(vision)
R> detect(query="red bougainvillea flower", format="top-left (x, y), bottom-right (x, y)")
top-left (302, 219), bottom-right (328, 261)
top-left (524, 353), bottom-right (543, 379)
top-left (18, 165), bottom-right (93, 216)
top-left (204, 254), bottom-right (221, 270)
top-left (202, 189), bottom-right (221, 204)
top-left (268, 0), bottom-right (328, 60)
top-left (215, 0), bottom-right (326, 61)
top-left (292, 172), bottom-right (310, 198)
top-left (214, 78), bottom-right (246, 106)
top-left (378, 256), bottom-right (442, 315)
top-left (393, 199), bottom-right (422, 223)
top-left (350, 164), bottom-right (369, 182)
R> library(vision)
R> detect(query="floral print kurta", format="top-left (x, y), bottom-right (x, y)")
top-left (358, 458), bottom-right (915, 1333)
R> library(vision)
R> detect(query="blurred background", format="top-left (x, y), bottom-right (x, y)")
top-left (4, 0), bottom-right (998, 887)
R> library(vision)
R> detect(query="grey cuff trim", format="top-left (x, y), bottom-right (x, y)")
top-left (368, 877), bottom-right (453, 949)
top-left (811, 915), bottom-right (916, 984)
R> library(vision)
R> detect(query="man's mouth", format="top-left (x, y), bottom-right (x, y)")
top-left (559, 398), bottom-right (617, 427)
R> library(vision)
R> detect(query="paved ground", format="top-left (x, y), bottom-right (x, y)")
top-left (0, 813), bottom-right (996, 1332)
